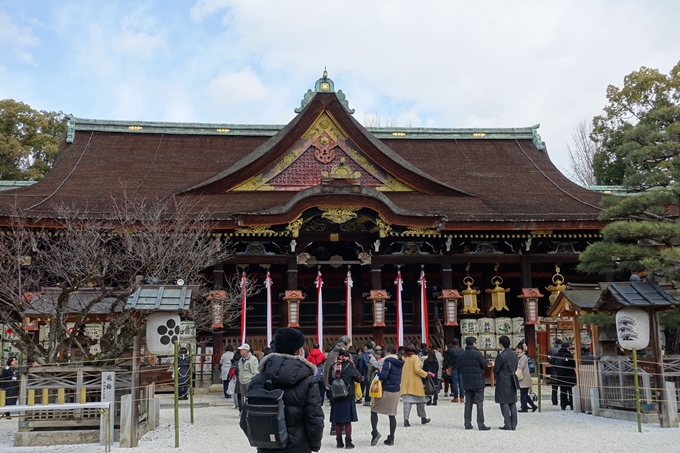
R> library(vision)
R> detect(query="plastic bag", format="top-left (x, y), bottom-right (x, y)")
top-left (355, 381), bottom-right (363, 400)
top-left (369, 375), bottom-right (383, 399)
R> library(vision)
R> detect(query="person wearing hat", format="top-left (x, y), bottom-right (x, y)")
top-left (457, 337), bottom-right (490, 431)
top-left (240, 327), bottom-right (324, 453)
top-left (547, 338), bottom-right (563, 406)
top-left (237, 343), bottom-right (260, 412)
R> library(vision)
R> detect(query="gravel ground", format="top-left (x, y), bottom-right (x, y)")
top-left (1, 388), bottom-right (678, 453)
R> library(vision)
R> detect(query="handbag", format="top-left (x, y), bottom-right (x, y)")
top-left (515, 366), bottom-right (524, 381)
top-left (423, 375), bottom-right (436, 396)
top-left (355, 381), bottom-right (363, 400)
top-left (369, 375), bottom-right (383, 399)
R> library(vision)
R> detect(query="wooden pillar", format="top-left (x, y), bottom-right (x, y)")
top-left (212, 264), bottom-right (224, 384)
top-left (282, 256), bottom-right (297, 327)
top-left (371, 257), bottom-right (384, 346)
top-left (521, 255), bottom-right (536, 360)
top-left (351, 268), bottom-right (364, 327)
top-left (442, 256), bottom-right (455, 345)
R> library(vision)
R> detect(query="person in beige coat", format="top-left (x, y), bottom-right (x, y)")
top-left (400, 344), bottom-right (431, 427)
top-left (516, 345), bottom-right (537, 412)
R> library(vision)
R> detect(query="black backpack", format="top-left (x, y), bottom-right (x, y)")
top-left (244, 381), bottom-right (289, 450)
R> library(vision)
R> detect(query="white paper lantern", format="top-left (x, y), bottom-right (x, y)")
top-left (146, 312), bottom-right (181, 355)
top-left (616, 308), bottom-right (650, 350)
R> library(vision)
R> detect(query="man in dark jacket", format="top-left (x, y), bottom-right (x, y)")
top-left (547, 338), bottom-right (563, 405)
top-left (458, 337), bottom-right (490, 431)
top-left (444, 338), bottom-right (465, 403)
top-left (493, 335), bottom-right (518, 430)
top-left (240, 328), bottom-right (324, 453)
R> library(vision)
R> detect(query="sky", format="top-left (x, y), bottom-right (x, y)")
top-left (1, 0), bottom-right (679, 179)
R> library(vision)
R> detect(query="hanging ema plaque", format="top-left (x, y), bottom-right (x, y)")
top-left (615, 308), bottom-right (650, 350)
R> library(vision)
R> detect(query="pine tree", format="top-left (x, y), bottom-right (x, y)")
top-left (579, 61), bottom-right (680, 353)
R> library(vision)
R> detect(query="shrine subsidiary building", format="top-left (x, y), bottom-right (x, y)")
top-left (0, 73), bottom-right (607, 354)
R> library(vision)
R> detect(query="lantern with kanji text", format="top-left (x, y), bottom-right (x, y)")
top-left (439, 289), bottom-right (463, 326)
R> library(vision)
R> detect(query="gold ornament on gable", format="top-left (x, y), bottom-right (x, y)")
top-left (318, 206), bottom-right (360, 224)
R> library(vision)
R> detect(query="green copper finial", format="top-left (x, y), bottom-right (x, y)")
top-left (295, 70), bottom-right (355, 114)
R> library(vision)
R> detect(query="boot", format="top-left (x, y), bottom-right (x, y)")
top-left (371, 431), bottom-right (381, 446)
top-left (336, 436), bottom-right (344, 448)
top-left (384, 435), bottom-right (394, 446)
top-left (345, 436), bottom-right (354, 449)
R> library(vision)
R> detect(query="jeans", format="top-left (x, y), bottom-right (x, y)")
top-left (363, 374), bottom-right (372, 403)
top-left (318, 380), bottom-right (326, 404)
top-left (451, 370), bottom-right (464, 398)
top-left (222, 379), bottom-right (230, 398)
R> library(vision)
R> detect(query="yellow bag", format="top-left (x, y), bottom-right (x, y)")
top-left (369, 375), bottom-right (383, 399)
top-left (355, 382), bottom-right (363, 400)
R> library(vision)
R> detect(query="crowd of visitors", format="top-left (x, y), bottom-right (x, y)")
top-left (221, 329), bottom-right (590, 451)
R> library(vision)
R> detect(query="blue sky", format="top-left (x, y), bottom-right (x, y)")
top-left (1, 0), bottom-right (679, 176)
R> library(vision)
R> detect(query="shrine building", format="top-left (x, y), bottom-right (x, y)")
top-left (0, 72), bottom-right (608, 357)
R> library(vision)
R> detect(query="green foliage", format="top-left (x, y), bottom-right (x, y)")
top-left (579, 61), bottom-right (680, 280)
top-left (579, 312), bottom-right (616, 327)
top-left (0, 99), bottom-right (67, 181)
top-left (659, 308), bottom-right (680, 329)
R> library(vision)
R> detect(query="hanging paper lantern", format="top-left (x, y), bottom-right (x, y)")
top-left (518, 288), bottom-right (543, 325)
top-left (146, 312), bottom-right (181, 355)
top-left (486, 276), bottom-right (510, 312)
top-left (283, 290), bottom-right (305, 328)
top-left (439, 289), bottom-right (463, 326)
top-left (368, 290), bottom-right (389, 327)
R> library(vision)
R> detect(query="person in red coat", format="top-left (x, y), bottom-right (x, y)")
top-left (307, 344), bottom-right (325, 366)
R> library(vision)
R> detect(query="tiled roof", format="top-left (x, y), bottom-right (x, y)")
top-left (595, 282), bottom-right (677, 310)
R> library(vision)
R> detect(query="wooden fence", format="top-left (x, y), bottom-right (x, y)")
top-left (598, 356), bottom-right (655, 411)
top-left (662, 355), bottom-right (680, 412)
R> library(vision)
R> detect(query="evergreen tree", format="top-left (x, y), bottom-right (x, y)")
top-left (0, 99), bottom-right (66, 181)
top-left (579, 61), bottom-right (680, 353)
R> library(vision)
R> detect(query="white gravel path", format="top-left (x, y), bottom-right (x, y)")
top-left (1, 388), bottom-right (678, 453)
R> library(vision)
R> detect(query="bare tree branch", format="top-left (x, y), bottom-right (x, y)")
top-left (565, 120), bottom-right (598, 186)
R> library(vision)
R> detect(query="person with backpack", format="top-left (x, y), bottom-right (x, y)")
top-left (240, 327), bottom-right (324, 453)
top-left (328, 347), bottom-right (363, 449)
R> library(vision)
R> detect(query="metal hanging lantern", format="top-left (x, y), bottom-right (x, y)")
top-left (439, 289), bottom-right (463, 326)
top-left (283, 290), bottom-right (305, 328)
top-left (546, 265), bottom-right (567, 305)
top-left (518, 288), bottom-right (543, 325)
top-left (486, 265), bottom-right (510, 312)
top-left (460, 276), bottom-right (481, 314)
top-left (368, 289), bottom-right (389, 327)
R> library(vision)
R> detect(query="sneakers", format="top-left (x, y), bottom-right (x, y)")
top-left (371, 431), bottom-right (381, 446)
top-left (451, 397), bottom-right (459, 403)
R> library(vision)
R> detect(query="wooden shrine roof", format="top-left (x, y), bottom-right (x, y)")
top-left (594, 282), bottom-right (676, 311)
top-left (0, 81), bottom-right (606, 231)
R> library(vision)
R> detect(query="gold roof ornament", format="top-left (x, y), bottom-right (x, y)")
top-left (546, 265), bottom-right (567, 304)
top-left (460, 264), bottom-right (481, 314)
top-left (486, 268), bottom-right (510, 312)
top-left (318, 206), bottom-right (360, 224)
top-left (375, 216), bottom-right (392, 238)
top-left (322, 157), bottom-right (361, 180)
top-left (286, 216), bottom-right (304, 238)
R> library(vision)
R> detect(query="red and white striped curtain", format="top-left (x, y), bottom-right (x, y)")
top-left (419, 270), bottom-right (429, 346)
top-left (265, 272), bottom-right (273, 346)
top-left (345, 269), bottom-right (353, 338)
top-left (395, 271), bottom-right (404, 347)
top-left (240, 272), bottom-right (247, 345)
top-left (316, 271), bottom-right (323, 347)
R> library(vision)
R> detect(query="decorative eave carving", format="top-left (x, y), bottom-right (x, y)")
top-left (318, 206), bottom-right (360, 224)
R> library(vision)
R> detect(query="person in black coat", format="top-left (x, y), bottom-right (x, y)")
top-left (422, 348), bottom-right (440, 406)
top-left (240, 328), bottom-right (324, 453)
top-left (328, 347), bottom-right (363, 449)
top-left (1, 357), bottom-right (19, 419)
top-left (458, 337), bottom-right (490, 431)
top-left (443, 339), bottom-right (465, 402)
top-left (553, 344), bottom-right (577, 410)
top-left (493, 335), bottom-right (518, 430)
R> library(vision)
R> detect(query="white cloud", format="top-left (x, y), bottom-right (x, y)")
top-left (190, 0), bottom-right (233, 21)
top-left (207, 68), bottom-right (274, 106)
top-left (13, 49), bottom-right (36, 66)
top-left (0, 12), bottom-right (38, 47)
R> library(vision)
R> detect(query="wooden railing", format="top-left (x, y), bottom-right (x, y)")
top-left (598, 356), bottom-right (654, 410)
top-left (662, 355), bottom-right (680, 412)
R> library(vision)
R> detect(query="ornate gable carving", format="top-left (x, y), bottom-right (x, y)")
top-left (230, 111), bottom-right (415, 193)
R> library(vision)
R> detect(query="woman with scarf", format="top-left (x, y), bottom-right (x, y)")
top-left (369, 345), bottom-right (404, 446)
top-left (328, 347), bottom-right (363, 449)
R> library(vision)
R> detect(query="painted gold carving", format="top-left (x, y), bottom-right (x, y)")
top-left (322, 157), bottom-right (361, 179)
top-left (234, 225), bottom-right (276, 236)
top-left (318, 206), bottom-right (360, 224)
top-left (401, 226), bottom-right (440, 237)
top-left (286, 216), bottom-right (303, 238)
top-left (376, 216), bottom-right (392, 238)
top-left (303, 111), bottom-right (348, 143)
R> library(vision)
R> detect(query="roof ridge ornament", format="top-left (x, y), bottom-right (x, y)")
top-left (530, 124), bottom-right (545, 151)
top-left (295, 70), bottom-right (355, 114)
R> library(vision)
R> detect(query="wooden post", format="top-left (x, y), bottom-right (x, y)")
top-left (130, 317), bottom-right (141, 447)
top-left (537, 344), bottom-right (542, 413)
top-left (633, 348), bottom-right (642, 433)
top-left (189, 343), bottom-right (194, 425)
top-left (174, 340), bottom-right (180, 448)
top-left (212, 263), bottom-right (224, 385)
